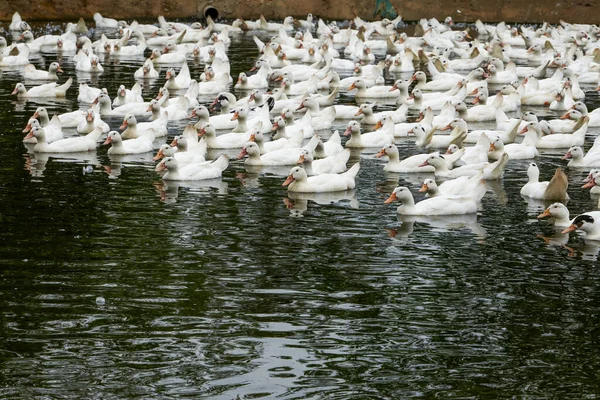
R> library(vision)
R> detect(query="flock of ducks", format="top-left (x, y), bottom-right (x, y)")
top-left (6, 11), bottom-right (600, 247)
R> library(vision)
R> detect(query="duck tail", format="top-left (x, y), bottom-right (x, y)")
top-left (212, 154), bottom-right (229, 171)
top-left (196, 137), bottom-right (208, 157)
top-left (57, 77), bottom-right (73, 97)
top-left (304, 134), bottom-right (321, 152)
top-left (342, 162), bottom-right (360, 179)
top-left (87, 126), bottom-right (104, 143)
top-left (487, 152), bottom-right (509, 180)
top-left (386, 37), bottom-right (399, 54)
top-left (328, 129), bottom-right (341, 145)
top-left (544, 167), bottom-right (569, 200)
top-left (131, 82), bottom-right (142, 97)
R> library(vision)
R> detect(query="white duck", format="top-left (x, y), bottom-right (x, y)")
top-left (314, 130), bottom-right (345, 158)
top-left (75, 51), bottom-right (104, 73)
top-left (78, 82), bottom-right (104, 103)
top-left (419, 173), bottom-right (486, 199)
top-left (150, 48), bottom-right (186, 65)
top-left (104, 131), bottom-right (155, 155)
top-left (134, 58), bottom-right (159, 80)
top-left (561, 146), bottom-right (600, 167)
top-left (384, 184), bottom-right (485, 216)
top-left (520, 163), bottom-right (569, 200)
top-left (12, 78), bottom-right (72, 98)
top-left (164, 61), bottom-right (192, 90)
top-left (113, 83), bottom-right (144, 107)
top-left (157, 155), bottom-right (229, 181)
top-left (153, 140), bottom-right (207, 167)
top-left (27, 126), bottom-right (103, 153)
top-left (297, 148), bottom-right (350, 175)
top-left (532, 117), bottom-right (589, 149)
top-left (23, 62), bottom-right (63, 80)
top-left (77, 109), bottom-right (110, 134)
top-left (421, 152), bottom-right (509, 179)
top-left (375, 143), bottom-right (463, 173)
top-left (197, 122), bottom-right (252, 149)
top-left (120, 113), bottom-right (168, 139)
top-left (537, 203), bottom-right (572, 228)
top-left (348, 79), bottom-right (399, 99)
top-left (93, 12), bottom-right (119, 29)
top-left (282, 163), bottom-right (360, 193)
top-left (22, 119), bottom-right (63, 144)
top-left (343, 120), bottom-right (394, 149)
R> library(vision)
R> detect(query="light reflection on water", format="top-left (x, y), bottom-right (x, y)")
top-left (1, 19), bottom-right (600, 399)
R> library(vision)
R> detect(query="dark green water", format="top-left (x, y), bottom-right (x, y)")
top-left (1, 21), bottom-right (600, 398)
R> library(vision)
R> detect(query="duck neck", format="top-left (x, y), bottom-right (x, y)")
top-left (554, 212), bottom-right (571, 226)
top-left (273, 126), bottom-right (288, 140)
top-left (151, 106), bottom-right (161, 120)
top-left (39, 113), bottom-right (50, 127)
top-left (233, 115), bottom-right (248, 133)
top-left (399, 193), bottom-right (415, 207)
top-left (528, 168), bottom-right (539, 183)
top-left (254, 138), bottom-right (267, 154)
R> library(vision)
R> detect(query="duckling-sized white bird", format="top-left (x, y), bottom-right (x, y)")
top-left (561, 212), bottom-right (600, 241)
top-left (297, 148), bottom-right (350, 175)
top-left (537, 202), bottom-right (572, 228)
top-left (157, 155), bottom-right (229, 181)
top-left (26, 126), bottom-right (103, 153)
top-left (104, 130), bottom-right (155, 155)
top-left (384, 182), bottom-right (486, 216)
top-left (282, 163), bottom-right (360, 193)
top-left (12, 78), bottom-right (72, 98)
top-left (520, 163), bottom-right (569, 201)
top-left (23, 62), bottom-right (63, 80)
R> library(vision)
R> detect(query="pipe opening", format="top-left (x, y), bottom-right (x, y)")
top-left (204, 6), bottom-right (219, 20)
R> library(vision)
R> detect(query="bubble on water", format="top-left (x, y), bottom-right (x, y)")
top-left (96, 296), bottom-right (106, 305)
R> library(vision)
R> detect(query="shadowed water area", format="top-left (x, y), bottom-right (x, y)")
top-left (1, 19), bottom-right (600, 398)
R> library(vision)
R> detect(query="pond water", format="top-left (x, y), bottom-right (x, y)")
top-left (1, 19), bottom-right (600, 398)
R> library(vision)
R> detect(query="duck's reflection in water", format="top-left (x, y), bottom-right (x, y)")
top-left (388, 213), bottom-right (488, 241)
top-left (154, 179), bottom-right (228, 204)
top-left (284, 189), bottom-right (359, 217)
